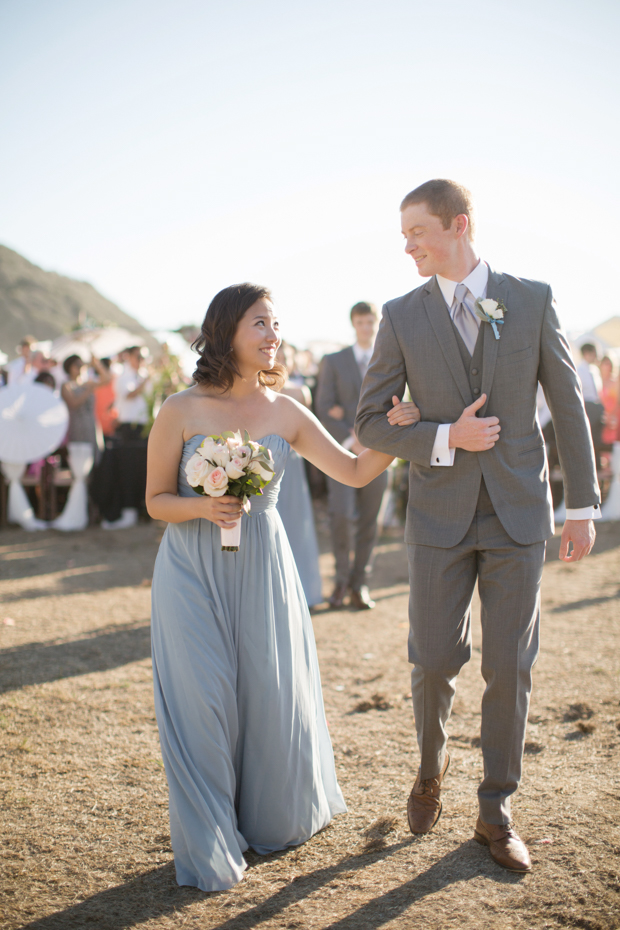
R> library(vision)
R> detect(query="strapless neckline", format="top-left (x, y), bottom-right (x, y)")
top-left (183, 433), bottom-right (288, 449)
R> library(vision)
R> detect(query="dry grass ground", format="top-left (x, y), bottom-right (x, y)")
top-left (0, 514), bottom-right (619, 930)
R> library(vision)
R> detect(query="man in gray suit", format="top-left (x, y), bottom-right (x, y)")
top-left (355, 179), bottom-right (600, 872)
top-left (316, 302), bottom-right (388, 610)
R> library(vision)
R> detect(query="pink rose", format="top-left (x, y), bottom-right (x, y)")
top-left (203, 466), bottom-right (229, 497)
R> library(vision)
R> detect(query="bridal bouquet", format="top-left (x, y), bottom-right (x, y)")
top-left (185, 431), bottom-right (275, 551)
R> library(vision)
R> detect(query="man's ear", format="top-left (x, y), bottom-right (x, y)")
top-left (453, 214), bottom-right (469, 239)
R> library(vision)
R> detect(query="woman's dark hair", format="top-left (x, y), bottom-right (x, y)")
top-left (35, 371), bottom-right (56, 389)
top-left (192, 283), bottom-right (286, 392)
top-left (63, 354), bottom-right (83, 376)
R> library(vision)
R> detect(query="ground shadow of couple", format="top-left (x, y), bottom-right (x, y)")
top-left (20, 833), bottom-right (524, 929)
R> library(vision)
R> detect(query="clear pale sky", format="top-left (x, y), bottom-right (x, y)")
top-left (1, 0), bottom-right (618, 347)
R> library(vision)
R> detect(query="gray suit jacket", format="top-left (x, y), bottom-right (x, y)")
top-left (316, 346), bottom-right (363, 444)
top-left (355, 269), bottom-right (600, 547)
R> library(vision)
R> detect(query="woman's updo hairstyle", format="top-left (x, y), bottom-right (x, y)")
top-left (192, 283), bottom-right (286, 392)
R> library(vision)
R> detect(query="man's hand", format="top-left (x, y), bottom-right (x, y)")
top-left (386, 395), bottom-right (421, 427)
top-left (449, 394), bottom-right (501, 452)
top-left (328, 405), bottom-right (345, 421)
top-left (559, 519), bottom-right (596, 562)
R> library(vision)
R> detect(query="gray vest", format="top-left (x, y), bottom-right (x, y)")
top-left (449, 311), bottom-right (485, 401)
top-left (449, 313), bottom-right (489, 503)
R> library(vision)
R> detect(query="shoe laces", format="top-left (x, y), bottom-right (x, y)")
top-left (414, 775), bottom-right (441, 802)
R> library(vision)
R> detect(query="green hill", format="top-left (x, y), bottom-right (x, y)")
top-left (0, 244), bottom-right (158, 358)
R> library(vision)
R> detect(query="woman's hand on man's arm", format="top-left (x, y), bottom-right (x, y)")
top-left (386, 395), bottom-right (421, 427)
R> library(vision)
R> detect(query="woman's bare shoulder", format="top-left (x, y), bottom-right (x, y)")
top-left (161, 385), bottom-right (199, 408)
top-left (152, 387), bottom-right (201, 435)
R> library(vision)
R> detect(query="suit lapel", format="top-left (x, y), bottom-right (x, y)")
top-left (423, 278), bottom-right (472, 406)
top-left (479, 268), bottom-right (508, 415)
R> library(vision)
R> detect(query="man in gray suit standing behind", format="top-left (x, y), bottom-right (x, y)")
top-left (355, 179), bottom-right (600, 872)
top-left (317, 301), bottom-right (388, 610)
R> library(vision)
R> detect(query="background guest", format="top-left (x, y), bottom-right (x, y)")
top-left (33, 371), bottom-right (56, 391)
top-left (6, 335), bottom-right (37, 384)
top-left (577, 343), bottom-right (605, 466)
top-left (316, 301), bottom-right (387, 610)
top-left (61, 354), bottom-right (111, 457)
top-left (600, 355), bottom-right (619, 446)
top-left (95, 345), bottom-right (151, 529)
top-left (94, 357), bottom-right (118, 442)
top-left (275, 341), bottom-right (323, 608)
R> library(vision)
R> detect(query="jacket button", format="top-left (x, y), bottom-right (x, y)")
top-left (471, 368), bottom-right (478, 375)
top-left (473, 387), bottom-right (480, 395)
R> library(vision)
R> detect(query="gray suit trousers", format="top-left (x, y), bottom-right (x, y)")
top-left (326, 471), bottom-right (388, 588)
top-left (408, 480), bottom-right (544, 824)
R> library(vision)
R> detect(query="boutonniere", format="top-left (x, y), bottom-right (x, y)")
top-left (474, 298), bottom-right (507, 340)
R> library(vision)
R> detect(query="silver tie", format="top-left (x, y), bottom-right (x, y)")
top-left (451, 283), bottom-right (479, 355)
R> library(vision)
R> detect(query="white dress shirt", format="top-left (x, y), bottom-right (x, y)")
top-left (576, 361), bottom-right (603, 404)
top-left (352, 341), bottom-right (373, 372)
top-left (342, 342), bottom-right (374, 451)
top-left (429, 260), bottom-right (488, 468)
top-left (427, 260), bottom-right (599, 521)
top-left (115, 364), bottom-right (149, 424)
top-left (6, 357), bottom-right (36, 385)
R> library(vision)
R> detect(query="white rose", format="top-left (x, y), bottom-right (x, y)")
top-left (226, 435), bottom-right (243, 452)
top-left (479, 298), bottom-right (503, 320)
top-left (185, 454), bottom-right (213, 488)
top-left (203, 466), bottom-right (229, 496)
top-left (225, 456), bottom-right (246, 480)
top-left (248, 459), bottom-right (274, 482)
top-left (211, 446), bottom-right (231, 467)
top-left (197, 437), bottom-right (219, 460)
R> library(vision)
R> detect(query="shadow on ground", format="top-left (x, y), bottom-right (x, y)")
top-left (19, 840), bottom-right (522, 930)
top-left (0, 621), bottom-right (151, 693)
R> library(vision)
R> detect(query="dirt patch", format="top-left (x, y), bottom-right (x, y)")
top-left (1, 517), bottom-right (619, 929)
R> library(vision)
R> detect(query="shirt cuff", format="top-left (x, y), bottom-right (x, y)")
top-left (565, 505), bottom-right (601, 521)
top-left (341, 434), bottom-right (355, 451)
top-left (430, 423), bottom-right (455, 466)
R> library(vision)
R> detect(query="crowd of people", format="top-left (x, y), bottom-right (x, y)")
top-left (0, 337), bottom-right (189, 527)
top-left (576, 343), bottom-right (620, 461)
top-left (1, 317), bottom-right (618, 593)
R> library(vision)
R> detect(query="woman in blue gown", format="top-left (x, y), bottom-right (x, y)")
top-left (146, 283), bottom-right (418, 891)
top-left (276, 343), bottom-right (323, 608)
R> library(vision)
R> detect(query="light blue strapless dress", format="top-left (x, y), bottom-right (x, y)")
top-left (151, 435), bottom-right (346, 892)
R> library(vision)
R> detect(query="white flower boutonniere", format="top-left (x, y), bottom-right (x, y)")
top-left (474, 298), bottom-right (507, 340)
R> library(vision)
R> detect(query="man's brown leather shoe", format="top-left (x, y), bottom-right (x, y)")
top-left (474, 818), bottom-right (532, 872)
top-left (328, 583), bottom-right (348, 609)
top-left (407, 752), bottom-right (450, 834)
top-left (349, 585), bottom-right (375, 610)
